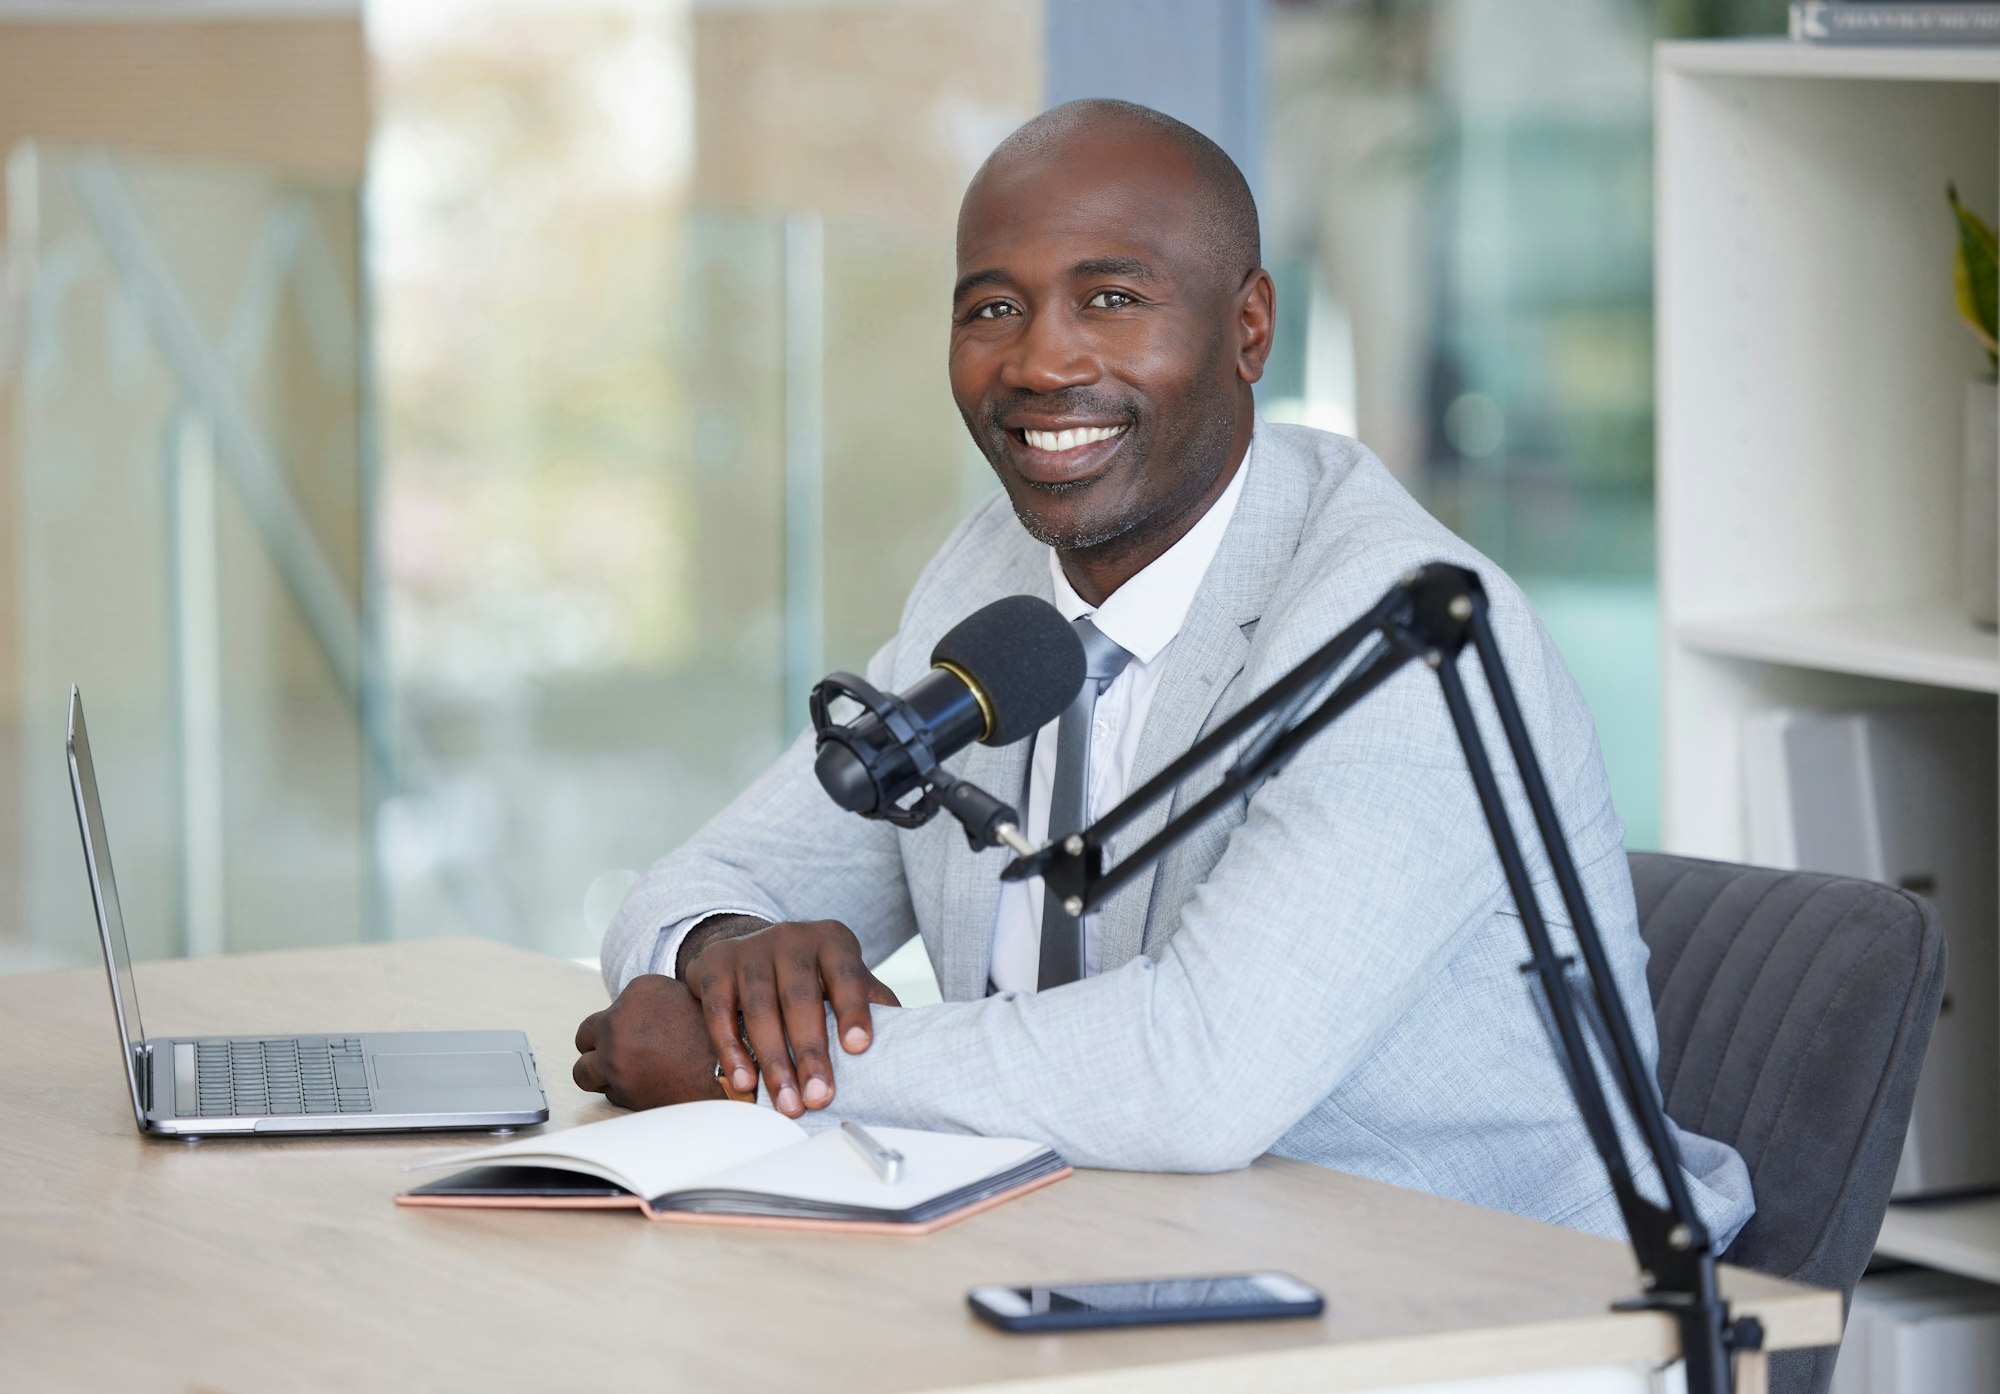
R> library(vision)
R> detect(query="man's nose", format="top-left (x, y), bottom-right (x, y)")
top-left (997, 309), bottom-right (1099, 394)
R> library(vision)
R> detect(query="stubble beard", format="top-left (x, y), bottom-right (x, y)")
top-left (984, 397), bottom-right (1239, 565)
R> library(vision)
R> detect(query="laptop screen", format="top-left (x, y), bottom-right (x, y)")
top-left (67, 688), bottom-right (149, 1064)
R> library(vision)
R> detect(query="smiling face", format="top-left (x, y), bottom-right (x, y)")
top-left (949, 116), bottom-right (1273, 603)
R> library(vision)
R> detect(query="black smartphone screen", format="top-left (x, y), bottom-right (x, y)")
top-left (971, 1272), bottom-right (1324, 1332)
top-left (1026, 1277), bottom-right (1289, 1313)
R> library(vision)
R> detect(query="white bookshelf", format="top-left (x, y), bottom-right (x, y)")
top-left (1875, 1197), bottom-right (2000, 1286)
top-left (1656, 41), bottom-right (2000, 1283)
top-left (1661, 36), bottom-right (2000, 82)
top-left (1678, 604), bottom-right (2000, 694)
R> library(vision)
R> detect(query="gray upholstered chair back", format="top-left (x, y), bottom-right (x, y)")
top-left (1628, 853), bottom-right (1946, 1394)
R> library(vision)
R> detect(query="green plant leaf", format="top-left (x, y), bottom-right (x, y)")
top-left (1957, 254), bottom-right (2000, 371)
top-left (1949, 182), bottom-right (1999, 371)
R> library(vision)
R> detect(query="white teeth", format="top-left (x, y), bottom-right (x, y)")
top-left (1024, 424), bottom-right (1126, 453)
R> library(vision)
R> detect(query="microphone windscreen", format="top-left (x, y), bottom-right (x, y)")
top-left (930, 596), bottom-right (1086, 746)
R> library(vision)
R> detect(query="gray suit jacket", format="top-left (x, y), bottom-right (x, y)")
top-left (604, 424), bottom-right (1755, 1248)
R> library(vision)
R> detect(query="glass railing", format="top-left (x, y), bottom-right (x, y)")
top-left (371, 207), bottom-right (983, 966)
top-left (3, 144), bottom-right (373, 971)
top-left (5, 143), bottom-right (376, 971)
top-left (4, 143), bottom-right (976, 991)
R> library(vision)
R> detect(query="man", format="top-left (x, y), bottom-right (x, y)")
top-left (576, 99), bottom-right (1754, 1246)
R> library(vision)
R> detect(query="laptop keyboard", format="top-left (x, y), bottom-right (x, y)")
top-left (192, 1036), bottom-right (372, 1117)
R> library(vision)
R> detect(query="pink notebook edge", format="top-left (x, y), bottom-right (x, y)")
top-left (394, 1163), bottom-right (1073, 1236)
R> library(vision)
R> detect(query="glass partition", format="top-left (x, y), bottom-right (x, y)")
top-left (0, 0), bottom-right (1041, 981)
top-left (6, 144), bottom-right (370, 969)
top-left (1261, 0), bottom-right (1785, 848)
top-left (371, 199), bottom-right (797, 958)
top-left (366, 0), bottom-right (1034, 968)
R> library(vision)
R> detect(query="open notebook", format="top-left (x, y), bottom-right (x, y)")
top-left (397, 1100), bottom-right (1070, 1235)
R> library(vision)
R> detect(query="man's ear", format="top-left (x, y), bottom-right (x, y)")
top-left (1233, 269), bottom-right (1276, 385)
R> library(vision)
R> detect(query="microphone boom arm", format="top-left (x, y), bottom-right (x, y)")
top-left (1000, 562), bottom-right (1763, 1394)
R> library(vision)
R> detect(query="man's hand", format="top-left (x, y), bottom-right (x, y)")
top-left (683, 918), bottom-right (900, 1118)
top-left (572, 975), bottom-right (725, 1111)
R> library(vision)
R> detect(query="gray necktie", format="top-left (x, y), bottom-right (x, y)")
top-left (1038, 615), bottom-right (1133, 989)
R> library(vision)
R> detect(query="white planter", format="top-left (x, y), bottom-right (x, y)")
top-left (1964, 377), bottom-right (2000, 630)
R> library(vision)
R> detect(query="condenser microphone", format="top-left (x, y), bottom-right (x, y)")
top-left (811, 596), bottom-right (1085, 838)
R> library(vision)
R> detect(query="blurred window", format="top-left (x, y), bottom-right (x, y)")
top-left (3, 1), bottom-right (1039, 973)
top-left (1264, 0), bottom-right (1786, 849)
top-left (4, 0), bottom-right (1800, 971)
top-left (369, 0), bottom-right (1039, 959)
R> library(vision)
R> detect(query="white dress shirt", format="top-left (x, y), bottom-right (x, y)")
top-left (655, 443), bottom-right (1252, 986)
top-left (986, 446), bottom-right (1250, 993)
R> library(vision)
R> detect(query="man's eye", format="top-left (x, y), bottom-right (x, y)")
top-left (1087, 290), bottom-right (1136, 309)
top-left (972, 302), bottom-right (1018, 320)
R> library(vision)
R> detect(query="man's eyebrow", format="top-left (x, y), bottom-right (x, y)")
top-left (952, 268), bottom-right (1012, 303)
top-left (1069, 255), bottom-right (1157, 281)
top-left (952, 256), bottom-right (1160, 304)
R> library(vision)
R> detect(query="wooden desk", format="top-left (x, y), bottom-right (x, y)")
top-left (0, 939), bottom-right (1839, 1394)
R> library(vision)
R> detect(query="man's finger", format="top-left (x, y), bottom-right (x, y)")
top-left (694, 967), bottom-right (756, 1096)
top-left (822, 948), bottom-right (882, 1054)
top-left (737, 958), bottom-right (801, 1117)
top-left (572, 1049), bottom-right (606, 1095)
top-left (776, 945), bottom-right (836, 1108)
top-left (865, 977), bottom-right (901, 1010)
top-left (574, 1009), bottom-right (605, 1054)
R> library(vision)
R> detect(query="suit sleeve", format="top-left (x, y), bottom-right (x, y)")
top-left (599, 635), bottom-right (919, 993)
top-left (775, 599), bottom-right (1629, 1173)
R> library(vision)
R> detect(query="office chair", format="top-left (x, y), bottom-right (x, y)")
top-left (1629, 852), bottom-right (1947, 1394)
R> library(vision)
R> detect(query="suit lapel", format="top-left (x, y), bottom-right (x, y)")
top-left (1094, 436), bottom-right (1311, 971)
top-left (1093, 603), bottom-right (1251, 970)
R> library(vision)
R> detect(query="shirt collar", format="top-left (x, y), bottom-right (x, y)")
top-left (1047, 430), bottom-right (1254, 665)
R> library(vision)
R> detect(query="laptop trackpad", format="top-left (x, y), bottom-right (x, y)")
top-left (373, 1051), bottom-right (528, 1090)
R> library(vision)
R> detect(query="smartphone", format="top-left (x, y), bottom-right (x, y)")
top-left (967, 1272), bottom-right (1324, 1333)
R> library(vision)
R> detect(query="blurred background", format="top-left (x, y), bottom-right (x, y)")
top-left (0, 0), bottom-right (1790, 984)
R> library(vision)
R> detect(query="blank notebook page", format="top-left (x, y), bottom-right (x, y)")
top-left (687, 1126), bottom-right (1050, 1210)
top-left (424, 1100), bottom-right (808, 1197)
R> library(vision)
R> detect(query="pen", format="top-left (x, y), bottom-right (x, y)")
top-left (840, 1120), bottom-right (904, 1184)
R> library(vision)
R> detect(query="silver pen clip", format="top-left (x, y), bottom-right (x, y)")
top-left (840, 1120), bottom-right (905, 1184)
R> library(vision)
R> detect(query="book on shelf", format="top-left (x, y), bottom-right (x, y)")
top-left (1792, 2), bottom-right (2000, 43)
top-left (1742, 704), bottom-right (2000, 1197)
top-left (396, 1098), bottom-right (1070, 1234)
top-left (1830, 1269), bottom-right (2000, 1394)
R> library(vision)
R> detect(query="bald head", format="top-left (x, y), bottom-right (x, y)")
top-left (948, 97), bottom-right (1275, 603)
top-left (962, 99), bottom-right (1261, 291)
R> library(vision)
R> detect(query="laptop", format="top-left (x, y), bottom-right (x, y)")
top-left (66, 685), bottom-right (550, 1137)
